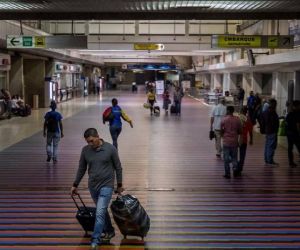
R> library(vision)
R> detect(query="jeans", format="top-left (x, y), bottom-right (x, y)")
top-left (109, 126), bottom-right (122, 149)
top-left (223, 145), bottom-right (238, 175)
top-left (214, 130), bottom-right (222, 155)
top-left (175, 101), bottom-right (181, 114)
top-left (264, 133), bottom-right (277, 164)
top-left (89, 186), bottom-right (114, 245)
top-left (46, 132), bottom-right (61, 158)
top-left (239, 143), bottom-right (247, 171)
top-left (287, 134), bottom-right (300, 164)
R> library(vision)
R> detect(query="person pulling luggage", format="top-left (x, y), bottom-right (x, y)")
top-left (70, 128), bottom-right (124, 250)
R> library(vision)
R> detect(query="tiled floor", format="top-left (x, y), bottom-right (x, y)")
top-left (0, 91), bottom-right (299, 249)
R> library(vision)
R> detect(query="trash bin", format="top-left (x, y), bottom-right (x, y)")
top-left (33, 95), bottom-right (39, 109)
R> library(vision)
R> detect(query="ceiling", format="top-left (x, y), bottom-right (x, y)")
top-left (0, 0), bottom-right (299, 20)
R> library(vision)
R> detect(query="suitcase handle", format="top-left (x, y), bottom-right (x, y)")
top-left (71, 194), bottom-right (89, 212)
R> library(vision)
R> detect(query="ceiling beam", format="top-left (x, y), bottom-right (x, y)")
top-left (0, 12), bottom-right (299, 20)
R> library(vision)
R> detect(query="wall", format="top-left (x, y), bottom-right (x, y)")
top-left (9, 56), bottom-right (23, 97)
top-left (23, 59), bottom-right (45, 107)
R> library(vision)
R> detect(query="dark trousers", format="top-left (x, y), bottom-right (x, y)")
top-left (238, 143), bottom-right (247, 171)
top-left (287, 134), bottom-right (300, 164)
top-left (109, 126), bottom-right (122, 149)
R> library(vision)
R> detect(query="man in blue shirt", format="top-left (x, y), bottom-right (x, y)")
top-left (43, 100), bottom-right (63, 163)
top-left (104, 98), bottom-right (133, 149)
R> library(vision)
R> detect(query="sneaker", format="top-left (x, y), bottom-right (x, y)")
top-left (223, 174), bottom-right (231, 179)
top-left (53, 157), bottom-right (57, 163)
top-left (102, 231), bottom-right (115, 241)
top-left (289, 162), bottom-right (297, 168)
top-left (46, 156), bottom-right (51, 162)
top-left (90, 243), bottom-right (98, 250)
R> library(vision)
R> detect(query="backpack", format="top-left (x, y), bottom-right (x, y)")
top-left (102, 107), bottom-right (114, 124)
top-left (47, 115), bottom-right (57, 132)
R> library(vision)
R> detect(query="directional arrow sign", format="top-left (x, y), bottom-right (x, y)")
top-left (7, 36), bottom-right (23, 48)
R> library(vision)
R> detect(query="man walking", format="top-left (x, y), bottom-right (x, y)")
top-left (71, 128), bottom-right (124, 250)
top-left (260, 98), bottom-right (279, 166)
top-left (210, 98), bottom-right (227, 158)
top-left (104, 98), bottom-right (133, 149)
top-left (43, 100), bottom-right (63, 163)
top-left (285, 100), bottom-right (300, 167)
top-left (221, 106), bottom-right (242, 178)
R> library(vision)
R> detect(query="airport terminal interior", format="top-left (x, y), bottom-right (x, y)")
top-left (0, 1), bottom-right (300, 249)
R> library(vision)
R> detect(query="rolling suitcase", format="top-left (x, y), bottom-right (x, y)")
top-left (110, 194), bottom-right (150, 240)
top-left (170, 104), bottom-right (177, 114)
top-left (71, 194), bottom-right (96, 236)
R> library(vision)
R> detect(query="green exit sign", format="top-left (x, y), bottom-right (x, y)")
top-left (23, 36), bottom-right (33, 47)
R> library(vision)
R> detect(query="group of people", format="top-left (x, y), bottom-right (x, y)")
top-left (43, 98), bottom-right (132, 250)
top-left (0, 89), bottom-right (31, 119)
top-left (210, 90), bottom-right (300, 179)
top-left (146, 85), bottom-right (184, 116)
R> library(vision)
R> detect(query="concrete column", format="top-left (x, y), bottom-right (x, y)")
top-left (223, 73), bottom-right (230, 93)
top-left (23, 59), bottom-right (46, 108)
top-left (9, 55), bottom-right (24, 97)
top-left (212, 73), bottom-right (222, 91)
top-left (272, 72), bottom-right (285, 115)
top-left (295, 71), bottom-right (300, 100)
top-left (252, 72), bottom-right (262, 93)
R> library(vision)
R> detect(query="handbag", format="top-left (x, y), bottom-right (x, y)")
top-left (143, 103), bottom-right (150, 109)
top-left (209, 130), bottom-right (215, 140)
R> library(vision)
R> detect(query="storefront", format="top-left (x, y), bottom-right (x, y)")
top-left (53, 62), bottom-right (82, 102)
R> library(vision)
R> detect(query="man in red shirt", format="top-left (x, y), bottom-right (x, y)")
top-left (238, 106), bottom-right (253, 172)
top-left (221, 106), bottom-right (242, 178)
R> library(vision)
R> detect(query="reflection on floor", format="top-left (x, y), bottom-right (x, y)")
top-left (0, 91), bottom-right (300, 249)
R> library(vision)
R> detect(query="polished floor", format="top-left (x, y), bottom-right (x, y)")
top-left (0, 91), bottom-right (300, 250)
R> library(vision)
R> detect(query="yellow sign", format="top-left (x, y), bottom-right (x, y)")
top-left (35, 36), bottom-right (46, 48)
top-left (217, 35), bottom-right (261, 48)
top-left (134, 43), bottom-right (164, 50)
top-left (268, 36), bottom-right (279, 48)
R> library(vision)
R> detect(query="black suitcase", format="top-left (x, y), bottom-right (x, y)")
top-left (154, 106), bottom-right (160, 114)
top-left (110, 194), bottom-right (150, 240)
top-left (72, 194), bottom-right (96, 236)
top-left (170, 104), bottom-right (177, 114)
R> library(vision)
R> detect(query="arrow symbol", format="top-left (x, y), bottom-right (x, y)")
top-left (10, 37), bottom-right (19, 46)
top-left (283, 37), bottom-right (290, 45)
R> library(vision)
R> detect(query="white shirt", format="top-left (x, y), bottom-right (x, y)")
top-left (211, 104), bottom-right (227, 130)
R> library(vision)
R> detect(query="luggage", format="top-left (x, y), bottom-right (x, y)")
top-left (110, 194), bottom-right (150, 240)
top-left (71, 194), bottom-right (96, 235)
top-left (102, 107), bottom-right (114, 124)
top-left (170, 104), bottom-right (177, 114)
top-left (154, 106), bottom-right (160, 114)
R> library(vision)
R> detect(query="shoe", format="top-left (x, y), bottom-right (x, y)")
top-left (233, 170), bottom-right (241, 177)
top-left (223, 174), bottom-right (231, 179)
top-left (46, 156), bottom-right (51, 162)
top-left (289, 162), bottom-right (297, 168)
top-left (216, 154), bottom-right (221, 158)
top-left (53, 157), bottom-right (57, 163)
top-left (90, 243), bottom-right (98, 250)
top-left (102, 231), bottom-right (115, 241)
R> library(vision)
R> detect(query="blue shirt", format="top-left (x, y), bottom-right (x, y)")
top-left (109, 105), bottom-right (123, 128)
top-left (44, 110), bottom-right (63, 133)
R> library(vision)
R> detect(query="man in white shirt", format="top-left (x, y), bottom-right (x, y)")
top-left (210, 98), bottom-right (227, 157)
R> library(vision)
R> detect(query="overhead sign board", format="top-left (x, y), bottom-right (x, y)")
top-left (6, 35), bottom-right (87, 49)
top-left (134, 43), bottom-right (165, 51)
top-left (212, 35), bottom-right (294, 49)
